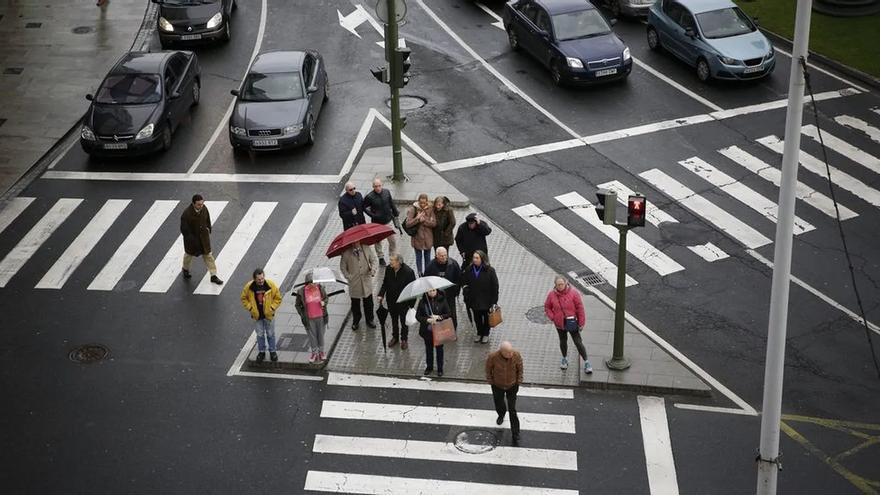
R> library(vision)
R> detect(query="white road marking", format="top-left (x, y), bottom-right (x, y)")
top-left (43, 171), bottom-right (340, 183)
top-left (598, 180), bottom-right (679, 227)
top-left (46, 139), bottom-right (77, 170)
top-left (757, 135), bottom-right (880, 207)
top-left (88, 200), bottom-right (179, 291)
top-left (35, 199), bottom-right (130, 289)
top-left (234, 370), bottom-right (324, 381)
top-left (773, 46), bottom-right (869, 93)
top-left (638, 396), bottom-right (680, 495)
top-left (835, 115), bottom-right (880, 143)
top-left (0, 198), bottom-right (82, 288)
top-left (304, 471), bottom-right (579, 495)
top-left (673, 404), bottom-right (760, 416)
top-left (263, 202), bottom-right (325, 286)
top-left (708, 88), bottom-right (859, 120)
top-left (320, 400), bottom-right (576, 433)
top-left (802, 124), bottom-right (880, 175)
top-left (512, 203), bottom-right (637, 288)
top-left (369, 108), bottom-right (437, 165)
top-left (747, 250), bottom-right (880, 336)
top-left (337, 4), bottom-right (383, 38)
top-left (639, 169), bottom-right (772, 249)
top-left (555, 191), bottom-right (685, 276)
top-left (436, 138), bottom-right (583, 171)
top-left (717, 145), bottom-right (858, 220)
top-left (632, 57), bottom-right (723, 112)
top-left (326, 372), bottom-right (574, 399)
top-left (0, 197), bottom-right (35, 235)
top-left (227, 330), bottom-right (257, 376)
top-left (686, 242), bottom-right (729, 262)
top-left (313, 434), bottom-right (578, 471)
top-left (140, 201), bottom-right (228, 293)
top-left (677, 157), bottom-right (815, 234)
top-left (474, 1), bottom-right (505, 30)
top-left (194, 201), bottom-right (276, 295)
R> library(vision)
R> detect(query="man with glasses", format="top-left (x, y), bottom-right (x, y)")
top-left (363, 177), bottom-right (399, 266)
top-left (338, 181), bottom-right (366, 230)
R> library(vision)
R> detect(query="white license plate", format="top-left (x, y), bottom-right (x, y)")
top-left (595, 68), bottom-right (618, 77)
top-left (743, 66), bottom-right (763, 74)
top-left (180, 34), bottom-right (202, 41)
top-left (253, 139), bottom-right (278, 147)
top-left (103, 143), bottom-right (128, 150)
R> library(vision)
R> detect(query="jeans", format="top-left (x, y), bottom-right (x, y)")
top-left (474, 309), bottom-right (490, 337)
top-left (414, 248), bottom-right (432, 275)
top-left (556, 328), bottom-right (588, 360)
top-left (350, 296), bottom-right (375, 326)
top-left (306, 318), bottom-right (326, 353)
top-left (255, 318), bottom-right (276, 352)
top-left (492, 384), bottom-right (520, 436)
top-left (182, 252), bottom-right (217, 275)
top-left (389, 305), bottom-right (409, 341)
top-left (422, 334), bottom-right (444, 372)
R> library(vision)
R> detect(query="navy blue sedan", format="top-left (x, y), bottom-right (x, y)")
top-left (502, 0), bottom-right (632, 86)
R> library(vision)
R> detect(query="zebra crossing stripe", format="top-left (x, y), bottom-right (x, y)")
top-left (802, 125), bottom-right (880, 175)
top-left (327, 372), bottom-right (574, 399)
top-left (597, 180), bottom-right (678, 227)
top-left (677, 157), bottom-right (815, 235)
top-left (687, 242), bottom-right (728, 262)
top-left (555, 192), bottom-right (685, 277)
top-left (320, 400), bottom-right (576, 433)
top-left (0, 198), bottom-right (83, 288)
top-left (639, 169), bottom-right (772, 249)
top-left (35, 199), bottom-right (131, 289)
top-left (263, 202), bottom-right (325, 286)
top-left (88, 200), bottom-right (179, 291)
top-left (757, 135), bottom-right (880, 207)
top-left (638, 396), bottom-right (680, 495)
top-left (312, 434), bottom-right (578, 471)
top-left (141, 201), bottom-right (228, 294)
top-left (835, 115), bottom-right (880, 144)
top-left (0, 197), bottom-right (35, 236)
top-left (718, 146), bottom-right (858, 220)
top-left (512, 203), bottom-right (636, 288)
top-left (194, 202), bottom-right (277, 295)
top-left (303, 471), bottom-right (579, 495)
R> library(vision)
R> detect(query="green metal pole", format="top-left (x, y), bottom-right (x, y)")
top-left (606, 225), bottom-right (631, 370)
top-left (386, 0), bottom-right (404, 182)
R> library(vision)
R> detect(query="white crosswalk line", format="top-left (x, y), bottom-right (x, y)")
top-left (0, 198), bottom-right (82, 288)
top-left (757, 135), bottom-right (880, 207)
top-left (718, 146), bottom-right (858, 220)
top-left (141, 201), bottom-right (228, 293)
top-left (88, 200), bottom-right (179, 291)
top-left (512, 203), bottom-right (636, 288)
top-left (0, 197), bottom-right (35, 235)
top-left (320, 400), bottom-right (576, 433)
top-left (802, 124), bottom-right (880, 174)
top-left (555, 192), bottom-right (685, 277)
top-left (35, 199), bottom-right (130, 289)
top-left (678, 157), bottom-right (815, 234)
top-left (304, 471), bottom-right (579, 495)
top-left (687, 242), bottom-right (729, 262)
top-left (263, 202), bottom-right (325, 286)
top-left (597, 180), bottom-right (678, 227)
top-left (327, 372), bottom-right (574, 399)
top-left (639, 169), bottom-right (772, 249)
top-left (194, 201), bottom-right (277, 295)
top-left (638, 396), bottom-right (680, 495)
top-left (313, 434), bottom-right (578, 470)
top-left (835, 115), bottom-right (880, 144)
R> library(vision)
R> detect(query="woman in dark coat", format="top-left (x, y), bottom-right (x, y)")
top-left (417, 288), bottom-right (451, 377)
top-left (459, 250), bottom-right (498, 344)
top-left (432, 196), bottom-right (456, 254)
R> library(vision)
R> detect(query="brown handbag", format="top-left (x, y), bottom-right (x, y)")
top-left (431, 318), bottom-right (457, 346)
top-left (488, 304), bottom-right (503, 328)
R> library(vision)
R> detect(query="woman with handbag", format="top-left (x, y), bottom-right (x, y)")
top-left (416, 288), bottom-right (451, 377)
top-left (544, 275), bottom-right (592, 373)
top-left (294, 271), bottom-right (329, 363)
top-left (404, 193), bottom-right (437, 276)
top-left (459, 250), bottom-right (499, 344)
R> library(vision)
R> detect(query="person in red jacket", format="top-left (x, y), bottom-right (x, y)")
top-left (544, 275), bottom-right (592, 373)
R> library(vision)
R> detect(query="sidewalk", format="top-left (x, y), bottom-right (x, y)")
top-left (0, 0), bottom-right (155, 198)
top-left (246, 146), bottom-right (711, 396)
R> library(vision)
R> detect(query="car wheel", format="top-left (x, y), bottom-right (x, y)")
top-left (222, 20), bottom-right (231, 42)
top-left (191, 80), bottom-right (200, 106)
top-left (551, 60), bottom-right (565, 86)
top-left (507, 28), bottom-right (520, 51)
top-left (306, 117), bottom-right (316, 145)
top-left (647, 26), bottom-right (661, 51)
top-left (610, 0), bottom-right (621, 18)
top-left (696, 57), bottom-right (711, 82)
top-left (161, 125), bottom-right (172, 152)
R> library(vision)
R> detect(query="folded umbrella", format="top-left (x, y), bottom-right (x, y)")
top-left (396, 276), bottom-right (456, 303)
top-left (326, 223), bottom-right (395, 258)
top-left (376, 304), bottom-right (389, 351)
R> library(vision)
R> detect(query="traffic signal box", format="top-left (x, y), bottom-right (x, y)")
top-left (627, 194), bottom-right (646, 227)
top-left (391, 47), bottom-right (411, 88)
top-left (595, 189), bottom-right (617, 225)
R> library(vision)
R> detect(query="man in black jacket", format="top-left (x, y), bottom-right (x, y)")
top-left (338, 181), bottom-right (366, 230)
top-left (455, 212), bottom-right (492, 267)
top-left (363, 178), bottom-right (399, 266)
top-left (424, 247), bottom-right (462, 330)
top-left (377, 254), bottom-right (417, 349)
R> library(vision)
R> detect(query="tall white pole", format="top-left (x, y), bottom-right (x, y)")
top-left (756, 0), bottom-right (813, 493)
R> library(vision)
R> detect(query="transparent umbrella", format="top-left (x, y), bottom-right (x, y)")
top-left (396, 276), bottom-right (456, 303)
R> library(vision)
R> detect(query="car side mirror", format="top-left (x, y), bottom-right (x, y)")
top-left (230, 89), bottom-right (239, 96)
top-left (85, 94), bottom-right (94, 101)
top-left (685, 27), bottom-right (696, 38)
top-left (610, 18), bottom-right (618, 26)
top-left (307, 85), bottom-right (318, 94)
top-left (752, 16), bottom-right (760, 26)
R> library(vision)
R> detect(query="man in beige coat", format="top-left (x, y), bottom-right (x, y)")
top-left (340, 242), bottom-right (378, 331)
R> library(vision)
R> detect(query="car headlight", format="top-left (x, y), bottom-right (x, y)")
top-left (206, 12), bottom-right (223, 29)
top-left (81, 126), bottom-right (96, 141)
top-left (767, 45), bottom-right (775, 57)
top-left (719, 56), bottom-right (739, 66)
top-left (230, 126), bottom-right (247, 136)
top-left (566, 57), bottom-right (583, 69)
top-left (623, 47), bottom-right (631, 61)
top-left (158, 16), bottom-right (174, 32)
top-left (135, 123), bottom-right (154, 140)
top-left (283, 124), bottom-right (303, 136)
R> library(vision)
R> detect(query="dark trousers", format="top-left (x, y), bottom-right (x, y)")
top-left (422, 334), bottom-right (444, 372)
top-left (556, 328), bottom-right (588, 360)
top-left (447, 297), bottom-right (458, 330)
top-left (492, 384), bottom-right (520, 436)
top-left (474, 309), bottom-right (490, 337)
top-left (350, 296), bottom-right (374, 326)
top-left (389, 305), bottom-right (409, 341)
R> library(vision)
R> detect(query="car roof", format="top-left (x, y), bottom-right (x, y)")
top-left (250, 51), bottom-right (307, 73)
top-left (111, 51), bottom-right (175, 75)
top-left (676, 0), bottom-right (737, 15)
top-left (533, 0), bottom-right (597, 15)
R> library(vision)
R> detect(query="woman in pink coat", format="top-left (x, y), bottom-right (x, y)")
top-left (544, 275), bottom-right (592, 373)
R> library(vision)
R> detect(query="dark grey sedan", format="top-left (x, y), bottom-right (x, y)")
top-left (228, 50), bottom-right (329, 152)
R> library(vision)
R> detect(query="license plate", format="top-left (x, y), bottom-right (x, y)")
top-left (103, 143), bottom-right (128, 150)
top-left (595, 68), bottom-right (618, 77)
top-left (181, 34), bottom-right (202, 41)
top-left (743, 66), bottom-right (763, 74)
top-left (253, 139), bottom-right (278, 147)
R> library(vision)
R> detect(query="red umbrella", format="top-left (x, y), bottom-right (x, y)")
top-left (325, 223), bottom-right (395, 258)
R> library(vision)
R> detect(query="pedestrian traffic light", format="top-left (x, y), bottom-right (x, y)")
top-left (595, 189), bottom-right (617, 225)
top-left (391, 47), bottom-right (411, 88)
top-left (627, 194), bottom-right (646, 227)
top-left (370, 66), bottom-right (389, 84)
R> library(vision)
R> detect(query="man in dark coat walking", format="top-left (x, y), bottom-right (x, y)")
top-left (424, 247), bottom-right (461, 330)
top-left (363, 177), bottom-right (399, 266)
top-left (377, 254), bottom-right (416, 349)
top-left (180, 194), bottom-right (223, 284)
top-left (455, 212), bottom-right (492, 267)
top-left (338, 181), bottom-right (366, 230)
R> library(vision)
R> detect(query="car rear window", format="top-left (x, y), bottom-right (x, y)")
top-left (240, 72), bottom-right (304, 102)
top-left (696, 7), bottom-right (755, 39)
top-left (552, 9), bottom-right (611, 41)
top-left (95, 74), bottom-right (162, 104)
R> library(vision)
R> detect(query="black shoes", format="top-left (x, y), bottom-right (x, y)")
top-left (270, 352), bottom-right (278, 362)
top-left (437, 370), bottom-right (444, 377)
top-left (366, 321), bottom-right (376, 329)
top-left (388, 337), bottom-right (399, 348)
top-left (210, 275), bottom-right (223, 285)
top-left (423, 368), bottom-right (433, 375)
top-left (496, 415), bottom-right (504, 425)
top-left (351, 321), bottom-right (359, 331)
top-left (256, 352), bottom-right (265, 362)
top-left (182, 269), bottom-right (192, 279)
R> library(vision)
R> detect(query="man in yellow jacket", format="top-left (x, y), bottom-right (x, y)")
top-left (240, 268), bottom-right (283, 362)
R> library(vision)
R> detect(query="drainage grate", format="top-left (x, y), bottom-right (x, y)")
top-left (572, 270), bottom-right (607, 287)
top-left (525, 306), bottom-right (551, 325)
top-left (69, 344), bottom-right (110, 363)
top-left (25, 22), bottom-right (42, 28)
top-left (72, 26), bottom-right (93, 34)
top-left (3, 67), bottom-right (23, 75)
top-left (454, 429), bottom-right (498, 454)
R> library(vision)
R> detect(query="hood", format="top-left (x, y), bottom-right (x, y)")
top-left (88, 103), bottom-right (159, 136)
top-left (231, 98), bottom-right (308, 130)
top-left (558, 34), bottom-right (626, 63)
top-left (159, 1), bottom-right (221, 24)
top-left (704, 30), bottom-right (770, 61)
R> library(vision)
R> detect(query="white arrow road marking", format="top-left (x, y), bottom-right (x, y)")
top-left (337, 4), bottom-right (384, 38)
top-left (475, 2), bottom-right (505, 30)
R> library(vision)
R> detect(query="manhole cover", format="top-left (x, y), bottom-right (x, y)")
top-left (454, 429), bottom-right (499, 454)
top-left (72, 26), bottom-right (93, 34)
top-left (385, 95), bottom-right (426, 111)
top-left (525, 306), bottom-right (550, 324)
top-left (69, 344), bottom-right (110, 363)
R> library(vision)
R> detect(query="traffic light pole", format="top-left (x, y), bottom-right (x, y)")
top-left (607, 224), bottom-right (632, 371)
top-left (385, 0), bottom-right (405, 182)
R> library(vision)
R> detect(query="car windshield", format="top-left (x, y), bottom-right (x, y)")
top-left (552, 9), bottom-right (611, 41)
top-left (696, 7), bottom-right (755, 39)
top-left (95, 74), bottom-right (162, 104)
top-left (240, 72), bottom-right (304, 102)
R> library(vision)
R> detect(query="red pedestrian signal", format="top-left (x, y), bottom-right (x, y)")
top-left (627, 194), bottom-right (646, 227)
